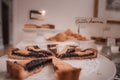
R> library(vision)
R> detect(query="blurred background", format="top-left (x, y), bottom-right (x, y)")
top-left (0, 0), bottom-right (120, 56)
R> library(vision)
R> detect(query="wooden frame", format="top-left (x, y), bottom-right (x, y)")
top-left (29, 10), bottom-right (45, 20)
top-left (94, 0), bottom-right (120, 24)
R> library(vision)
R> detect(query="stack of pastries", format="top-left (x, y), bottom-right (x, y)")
top-left (47, 29), bottom-right (89, 42)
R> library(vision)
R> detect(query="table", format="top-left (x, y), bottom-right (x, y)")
top-left (96, 42), bottom-right (120, 80)
top-left (0, 55), bottom-right (116, 80)
top-left (1, 38), bottom-right (118, 80)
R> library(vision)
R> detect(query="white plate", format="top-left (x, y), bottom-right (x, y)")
top-left (0, 55), bottom-right (116, 80)
top-left (75, 40), bottom-right (97, 49)
top-left (22, 28), bottom-right (58, 33)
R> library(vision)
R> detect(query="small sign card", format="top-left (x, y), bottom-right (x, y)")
top-left (75, 17), bottom-right (107, 38)
top-left (75, 17), bottom-right (106, 26)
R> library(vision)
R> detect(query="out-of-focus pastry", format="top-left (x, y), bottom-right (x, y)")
top-left (47, 29), bottom-right (89, 42)
top-left (24, 24), bottom-right (38, 28)
top-left (47, 33), bottom-right (67, 42)
top-left (55, 33), bottom-right (67, 41)
top-left (64, 29), bottom-right (73, 36)
top-left (24, 24), bottom-right (55, 29)
top-left (40, 24), bottom-right (55, 29)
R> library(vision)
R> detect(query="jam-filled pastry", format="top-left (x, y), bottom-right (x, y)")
top-left (7, 58), bottom-right (52, 79)
top-left (47, 44), bottom-right (58, 56)
top-left (58, 47), bottom-right (98, 60)
top-left (57, 45), bottom-right (77, 57)
top-left (52, 57), bottom-right (81, 80)
top-left (8, 48), bottom-right (53, 60)
top-left (25, 45), bottom-right (41, 53)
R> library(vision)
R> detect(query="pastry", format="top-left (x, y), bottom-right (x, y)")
top-left (57, 45), bottom-right (77, 56)
top-left (47, 33), bottom-right (67, 42)
top-left (8, 48), bottom-right (53, 60)
top-left (24, 24), bottom-right (55, 29)
top-left (52, 57), bottom-right (81, 80)
top-left (24, 24), bottom-right (38, 28)
top-left (47, 44), bottom-right (58, 56)
top-left (64, 29), bottom-right (73, 36)
top-left (7, 58), bottom-right (52, 79)
top-left (40, 24), bottom-right (55, 29)
top-left (58, 45), bottom-right (98, 60)
top-left (25, 45), bottom-right (41, 53)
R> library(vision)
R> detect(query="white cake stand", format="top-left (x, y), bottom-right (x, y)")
top-left (0, 54), bottom-right (116, 80)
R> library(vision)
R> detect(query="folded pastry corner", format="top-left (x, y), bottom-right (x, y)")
top-left (7, 58), bottom-right (52, 79)
top-left (52, 57), bottom-right (81, 80)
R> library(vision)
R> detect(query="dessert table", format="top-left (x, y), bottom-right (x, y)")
top-left (0, 28), bottom-right (118, 80)
top-left (0, 54), bottom-right (116, 80)
top-left (0, 39), bottom-right (117, 80)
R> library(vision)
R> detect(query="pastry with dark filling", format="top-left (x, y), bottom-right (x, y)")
top-left (25, 45), bottom-right (41, 53)
top-left (52, 57), bottom-right (81, 80)
top-left (8, 48), bottom-right (53, 60)
top-left (57, 45), bottom-right (77, 58)
top-left (47, 44), bottom-right (58, 56)
top-left (58, 46), bottom-right (98, 60)
top-left (7, 58), bottom-right (52, 79)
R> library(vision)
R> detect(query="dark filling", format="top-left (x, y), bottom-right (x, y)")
top-left (65, 48), bottom-right (75, 53)
top-left (29, 52), bottom-right (45, 58)
top-left (39, 50), bottom-right (52, 56)
top-left (47, 24), bottom-right (55, 29)
top-left (26, 46), bottom-right (40, 51)
top-left (12, 50), bottom-right (52, 58)
top-left (53, 65), bottom-right (58, 71)
top-left (49, 49), bottom-right (57, 54)
top-left (59, 53), bottom-right (79, 58)
top-left (27, 46), bottom-right (40, 52)
top-left (24, 59), bottom-right (52, 72)
top-left (78, 53), bottom-right (94, 57)
top-left (57, 48), bottom-right (76, 58)
top-left (47, 44), bottom-right (56, 48)
top-left (59, 52), bottom-right (94, 58)
top-left (47, 45), bottom-right (57, 54)
top-left (33, 46), bottom-right (40, 49)
top-left (12, 51), bottom-right (30, 57)
top-left (28, 50), bottom-right (40, 53)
